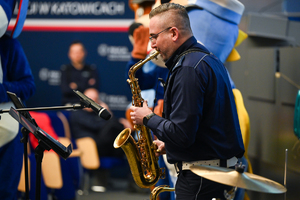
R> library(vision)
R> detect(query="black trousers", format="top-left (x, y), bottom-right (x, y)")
top-left (175, 169), bottom-right (233, 200)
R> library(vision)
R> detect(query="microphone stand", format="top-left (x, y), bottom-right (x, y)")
top-left (0, 104), bottom-right (83, 114)
top-left (0, 103), bottom-right (84, 200)
top-left (20, 127), bottom-right (30, 200)
top-left (34, 137), bottom-right (51, 200)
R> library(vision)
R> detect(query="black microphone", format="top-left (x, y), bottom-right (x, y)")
top-left (73, 90), bottom-right (111, 120)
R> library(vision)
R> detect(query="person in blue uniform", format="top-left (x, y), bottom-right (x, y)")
top-left (129, 3), bottom-right (244, 200)
top-left (0, 0), bottom-right (36, 199)
top-left (60, 41), bottom-right (99, 105)
top-left (126, 0), bottom-right (248, 199)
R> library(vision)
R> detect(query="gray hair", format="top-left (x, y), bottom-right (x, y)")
top-left (149, 3), bottom-right (192, 33)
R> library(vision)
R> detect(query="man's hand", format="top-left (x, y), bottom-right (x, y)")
top-left (129, 100), bottom-right (152, 125)
top-left (153, 139), bottom-right (166, 157)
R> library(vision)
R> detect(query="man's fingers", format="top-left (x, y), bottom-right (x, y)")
top-left (129, 106), bottom-right (136, 111)
top-left (143, 100), bottom-right (148, 107)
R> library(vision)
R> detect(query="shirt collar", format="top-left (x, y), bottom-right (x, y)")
top-left (165, 36), bottom-right (198, 70)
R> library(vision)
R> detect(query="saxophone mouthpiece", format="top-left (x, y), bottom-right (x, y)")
top-left (150, 50), bottom-right (160, 60)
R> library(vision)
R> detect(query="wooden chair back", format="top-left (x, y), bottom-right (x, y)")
top-left (76, 137), bottom-right (100, 170)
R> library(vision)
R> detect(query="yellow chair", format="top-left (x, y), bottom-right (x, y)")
top-left (75, 137), bottom-right (100, 170)
top-left (42, 151), bottom-right (63, 189)
top-left (56, 112), bottom-right (100, 193)
top-left (18, 142), bottom-right (31, 194)
top-left (75, 137), bottom-right (101, 194)
top-left (18, 143), bottom-right (63, 196)
top-left (56, 112), bottom-right (81, 157)
top-left (18, 156), bottom-right (30, 193)
top-left (58, 137), bottom-right (81, 158)
top-left (232, 89), bottom-right (253, 174)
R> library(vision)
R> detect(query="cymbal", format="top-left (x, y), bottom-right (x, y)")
top-left (190, 165), bottom-right (287, 194)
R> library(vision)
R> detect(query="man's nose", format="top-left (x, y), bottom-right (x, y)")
top-left (150, 41), bottom-right (156, 49)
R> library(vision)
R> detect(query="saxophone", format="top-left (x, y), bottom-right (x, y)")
top-left (114, 51), bottom-right (164, 189)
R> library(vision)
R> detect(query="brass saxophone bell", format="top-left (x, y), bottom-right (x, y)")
top-left (114, 128), bottom-right (131, 148)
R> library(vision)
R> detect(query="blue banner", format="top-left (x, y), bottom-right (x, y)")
top-left (15, 0), bottom-right (133, 19)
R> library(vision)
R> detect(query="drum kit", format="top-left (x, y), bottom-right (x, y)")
top-left (189, 163), bottom-right (287, 200)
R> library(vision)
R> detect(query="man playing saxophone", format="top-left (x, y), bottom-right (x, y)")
top-left (129, 3), bottom-right (245, 200)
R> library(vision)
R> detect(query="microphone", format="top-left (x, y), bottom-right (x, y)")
top-left (73, 90), bottom-right (111, 120)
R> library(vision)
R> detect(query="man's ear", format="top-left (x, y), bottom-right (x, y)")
top-left (171, 27), bottom-right (179, 41)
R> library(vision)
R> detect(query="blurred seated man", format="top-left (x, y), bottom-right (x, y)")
top-left (60, 41), bottom-right (100, 105)
top-left (69, 88), bottom-right (132, 192)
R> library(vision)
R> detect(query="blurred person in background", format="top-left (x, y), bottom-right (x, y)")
top-left (69, 88), bottom-right (133, 192)
top-left (60, 41), bottom-right (100, 105)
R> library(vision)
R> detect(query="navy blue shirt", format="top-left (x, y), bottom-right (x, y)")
top-left (146, 36), bottom-right (244, 164)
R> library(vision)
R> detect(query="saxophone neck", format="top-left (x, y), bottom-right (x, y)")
top-left (128, 51), bottom-right (160, 79)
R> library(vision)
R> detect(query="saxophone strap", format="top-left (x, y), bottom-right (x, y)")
top-left (162, 48), bottom-right (210, 118)
top-left (164, 48), bottom-right (210, 91)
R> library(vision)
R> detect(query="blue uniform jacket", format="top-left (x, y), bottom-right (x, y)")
top-left (145, 36), bottom-right (244, 164)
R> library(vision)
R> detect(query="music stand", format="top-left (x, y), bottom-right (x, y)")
top-left (6, 92), bottom-right (36, 200)
top-left (6, 92), bottom-right (72, 200)
top-left (9, 107), bottom-right (72, 200)
top-left (1, 91), bottom-right (104, 199)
